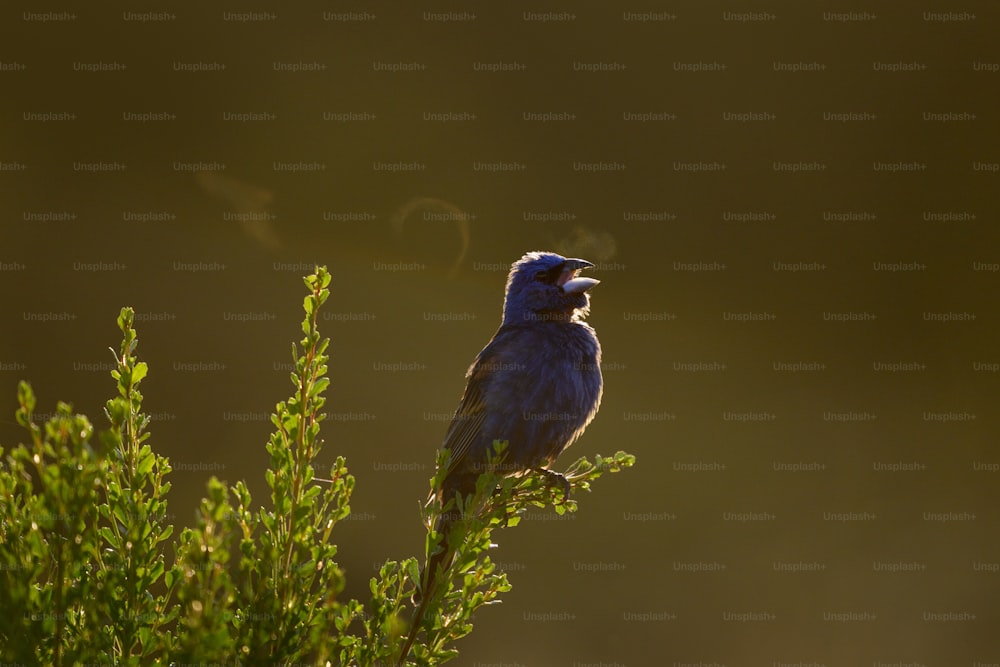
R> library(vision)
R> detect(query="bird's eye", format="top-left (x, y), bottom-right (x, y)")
top-left (534, 263), bottom-right (566, 283)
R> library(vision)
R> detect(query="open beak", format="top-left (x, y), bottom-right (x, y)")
top-left (558, 258), bottom-right (599, 294)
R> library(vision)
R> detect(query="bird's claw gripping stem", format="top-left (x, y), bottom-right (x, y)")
top-left (534, 468), bottom-right (571, 502)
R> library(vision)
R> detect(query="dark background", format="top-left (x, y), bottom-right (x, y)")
top-left (2, 2), bottom-right (998, 664)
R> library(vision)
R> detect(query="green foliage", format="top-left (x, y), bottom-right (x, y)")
top-left (0, 266), bottom-right (635, 666)
top-left (395, 444), bottom-right (636, 666)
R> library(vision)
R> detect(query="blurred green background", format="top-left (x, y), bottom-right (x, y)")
top-left (2, 2), bottom-right (998, 664)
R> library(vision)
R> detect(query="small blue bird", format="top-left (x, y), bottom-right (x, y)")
top-left (422, 250), bottom-right (603, 598)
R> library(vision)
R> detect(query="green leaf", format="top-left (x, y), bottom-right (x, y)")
top-left (154, 523), bottom-right (174, 545)
top-left (148, 560), bottom-right (165, 584)
top-left (309, 377), bottom-right (330, 398)
top-left (137, 449), bottom-right (156, 475)
top-left (16, 380), bottom-right (35, 413)
top-left (117, 307), bottom-right (132, 332)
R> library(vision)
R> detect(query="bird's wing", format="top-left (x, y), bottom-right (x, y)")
top-left (440, 332), bottom-right (511, 479)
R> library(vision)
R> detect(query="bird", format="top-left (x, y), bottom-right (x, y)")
top-left (418, 250), bottom-right (603, 602)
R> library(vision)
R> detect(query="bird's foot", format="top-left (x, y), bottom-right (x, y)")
top-left (534, 468), bottom-right (571, 502)
top-left (489, 485), bottom-right (512, 527)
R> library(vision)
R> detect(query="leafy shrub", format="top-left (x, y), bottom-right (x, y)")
top-left (0, 267), bottom-right (634, 666)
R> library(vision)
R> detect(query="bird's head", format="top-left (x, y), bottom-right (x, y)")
top-left (502, 251), bottom-right (599, 325)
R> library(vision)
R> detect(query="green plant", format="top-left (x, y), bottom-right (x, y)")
top-left (397, 444), bottom-right (635, 666)
top-left (0, 266), bottom-right (635, 666)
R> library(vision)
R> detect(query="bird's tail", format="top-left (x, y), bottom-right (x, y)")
top-left (413, 491), bottom-right (462, 604)
top-left (400, 464), bottom-right (483, 664)
top-left (397, 491), bottom-right (465, 666)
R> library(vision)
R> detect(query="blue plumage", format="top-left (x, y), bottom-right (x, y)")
top-left (422, 250), bottom-right (603, 596)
